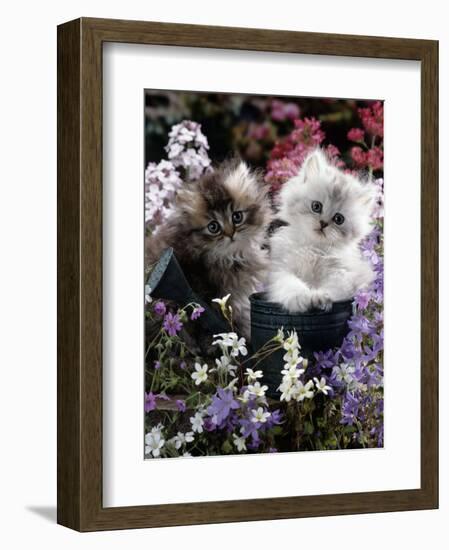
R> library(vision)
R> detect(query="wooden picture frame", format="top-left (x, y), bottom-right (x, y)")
top-left (57, 17), bottom-right (438, 531)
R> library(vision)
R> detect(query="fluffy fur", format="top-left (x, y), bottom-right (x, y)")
top-left (267, 149), bottom-right (376, 312)
top-left (146, 159), bottom-right (272, 339)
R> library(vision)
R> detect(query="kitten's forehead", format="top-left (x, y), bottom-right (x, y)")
top-left (200, 163), bottom-right (259, 210)
top-left (178, 162), bottom-right (267, 230)
top-left (199, 172), bottom-right (233, 211)
top-left (307, 176), bottom-right (358, 212)
top-left (223, 163), bottom-right (260, 208)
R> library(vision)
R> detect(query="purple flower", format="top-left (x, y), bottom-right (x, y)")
top-left (176, 399), bottom-right (186, 412)
top-left (154, 360), bottom-right (161, 370)
top-left (191, 306), bottom-right (205, 320)
top-left (373, 310), bottom-right (383, 324)
top-left (179, 361), bottom-right (187, 370)
top-left (347, 314), bottom-right (372, 337)
top-left (354, 291), bottom-right (371, 310)
top-left (365, 364), bottom-right (382, 388)
top-left (340, 393), bottom-right (359, 426)
top-left (340, 340), bottom-right (364, 369)
top-left (162, 312), bottom-right (183, 336)
top-left (362, 248), bottom-right (379, 266)
top-left (265, 409), bottom-right (283, 428)
top-left (207, 388), bottom-right (239, 425)
top-left (157, 393), bottom-right (170, 402)
top-left (153, 301), bottom-right (166, 316)
top-left (310, 349), bottom-right (340, 377)
top-left (144, 391), bottom-right (156, 412)
top-left (247, 439), bottom-right (261, 450)
top-left (203, 416), bottom-right (217, 432)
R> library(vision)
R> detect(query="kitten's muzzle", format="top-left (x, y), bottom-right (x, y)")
top-left (223, 228), bottom-right (236, 241)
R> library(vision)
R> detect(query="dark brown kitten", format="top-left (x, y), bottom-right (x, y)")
top-left (146, 160), bottom-right (272, 339)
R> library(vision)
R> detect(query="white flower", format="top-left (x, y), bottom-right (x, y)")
top-left (283, 348), bottom-right (303, 368)
top-left (232, 433), bottom-right (247, 452)
top-left (182, 452), bottom-right (193, 457)
top-left (295, 380), bottom-right (315, 402)
top-left (251, 407), bottom-right (271, 424)
top-left (247, 381), bottom-right (268, 398)
top-left (230, 336), bottom-right (247, 358)
top-left (166, 141), bottom-right (184, 158)
top-left (283, 331), bottom-right (300, 352)
top-left (333, 363), bottom-right (356, 385)
top-left (144, 160), bottom-right (182, 230)
top-left (150, 423), bottom-right (164, 438)
top-left (279, 382), bottom-right (297, 402)
top-left (225, 377), bottom-right (240, 391)
top-left (314, 376), bottom-right (332, 395)
top-left (274, 328), bottom-right (285, 343)
top-left (212, 332), bottom-right (247, 357)
top-left (281, 364), bottom-right (304, 381)
top-left (173, 431), bottom-right (194, 450)
top-left (215, 355), bottom-right (237, 376)
top-left (190, 412), bottom-right (204, 433)
top-left (165, 121), bottom-right (211, 181)
top-left (145, 431), bottom-right (165, 458)
top-left (212, 331), bottom-right (237, 348)
top-left (212, 294), bottom-right (231, 312)
top-left (145, 284), bottom-right (152, 304)
top-left (239, 389), bottom-right (251, 403)
top-left (191, 363), bottom-right (208, 385)
top-left (245, 368), bottom-right (263, 382)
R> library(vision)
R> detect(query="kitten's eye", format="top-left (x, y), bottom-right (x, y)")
top-left (207, 220), bottom-right (221, 235)
top-left (333, 213), bottom-right (345, 225)
top-left (311, 201), bottom-right (322, 213)
top-left (232, 211), bottom-right (244, 225)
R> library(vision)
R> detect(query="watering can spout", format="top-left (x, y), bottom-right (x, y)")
top-left (146, 247), bottom-right (229, 334)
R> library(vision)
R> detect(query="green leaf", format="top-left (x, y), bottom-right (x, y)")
top-left (221, 440), bottom-right (233, 454)
top-left (304, 421), bottom-right (314, 435)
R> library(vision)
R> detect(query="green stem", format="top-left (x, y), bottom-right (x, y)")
top-left (368, 135), bottom-right (376, 179)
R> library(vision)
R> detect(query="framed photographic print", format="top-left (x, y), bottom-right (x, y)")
top-left (57, 17), bottom-right (438, 531)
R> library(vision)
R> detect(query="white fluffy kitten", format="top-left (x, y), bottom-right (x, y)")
top-left (267, 149), bottom-right (376, 312)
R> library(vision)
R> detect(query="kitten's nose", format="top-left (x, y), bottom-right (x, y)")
top-left (320, 220), bottom-right (328, 229)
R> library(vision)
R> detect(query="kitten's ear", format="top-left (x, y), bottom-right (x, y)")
top-left (234, 160), bottom-right (250, 179)
top-left (302, 149), bottom-right (328, 182)
top-left (175, 187), bottom-right (200, 216)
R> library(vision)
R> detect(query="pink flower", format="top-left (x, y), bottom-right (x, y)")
top-left (347, 128), bottom-right (365, 142)
top-left (350, 146), bottom-right (368, 167)
top-left (367, 146), bottom-right (384, 171)
top-left (291, 117), bottom-right (325, 146)
top-left (265, 117), bottom-right (327, 191)
top-left (247, 122), bottom-right (270, 140)
top-left (325, 144), bottom-right (345, 168)
top-left (270, 99), bottom-right (300, 121)
top-left (358, 101), bottom-right (384, 137)
top-left (265, 157), bottom-right (301, 190)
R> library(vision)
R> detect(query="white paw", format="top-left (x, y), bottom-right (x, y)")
top-left (310, 290), bottom-right (332, 312)
top-left (282, 294), bottom-right (312, 313)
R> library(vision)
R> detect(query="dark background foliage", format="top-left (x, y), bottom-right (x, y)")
top-left (145, 90), bottom-right (380, 169)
